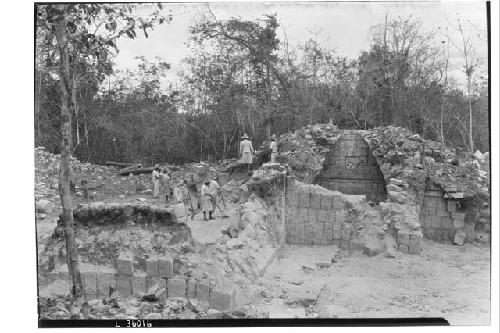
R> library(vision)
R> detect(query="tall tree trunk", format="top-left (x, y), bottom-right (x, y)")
top-left (467, 76), bottom-right (474, 152)
top-left (72, 75), bottom-right (81, 147)
top-left (55, 19), bottom-right (83, 299)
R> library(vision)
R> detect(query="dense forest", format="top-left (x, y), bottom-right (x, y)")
top-left (35, 4), bottom-right (489, 166)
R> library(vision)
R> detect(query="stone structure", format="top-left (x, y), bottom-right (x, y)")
top-left (285, 182), bottom-right (353, 250)
top-left (314, 131), bottom-right (387, 203)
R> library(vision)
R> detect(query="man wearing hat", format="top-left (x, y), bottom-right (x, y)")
top-left (200, 178), bottom-right (220, 221)
top-left (269, 134), bottom-right (278, 163)
top-left (239, 133), bottom-right (254, 172)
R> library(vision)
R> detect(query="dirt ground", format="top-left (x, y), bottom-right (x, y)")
top-left (257, 241), bottom-right (490, 324)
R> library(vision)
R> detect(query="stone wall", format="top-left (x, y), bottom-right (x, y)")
top-left (47, 255), bottom-right (236, 311)
top-left (314, 131), bottom-right (386, 203)
top-left (419, 190), bottom-right (469, 243)
top-left (285, 181), bottom-right (354, 250)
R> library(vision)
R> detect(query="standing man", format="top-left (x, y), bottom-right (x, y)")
top-left (239, 133), bottom-right (254, 172)
top-left (200, 178), bottom-right (220, 221)
top-left (152, 166), bottom-right (160, 198)
top-left (269, 134), bottom-right (278, 163)
top-left (161, 169), bottom-right (171, 202)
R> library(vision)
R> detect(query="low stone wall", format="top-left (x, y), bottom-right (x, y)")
top-left (285, 181), bottom-right (354, 250)
top-left (420, 190), bottom-right (471, 244)
top-left (48, 254), bottom-right (236, 311)
top-left (57, 202), bottom-right (187, 228)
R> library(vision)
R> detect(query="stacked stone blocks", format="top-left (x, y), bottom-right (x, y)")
top-left (286, 187), bottom-right (353, 249)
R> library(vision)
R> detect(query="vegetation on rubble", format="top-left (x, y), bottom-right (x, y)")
top-left (35, 5), bottom-right (488, 166)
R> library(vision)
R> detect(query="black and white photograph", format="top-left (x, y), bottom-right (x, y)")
top-left (11, 0), bottom-right (499, 329)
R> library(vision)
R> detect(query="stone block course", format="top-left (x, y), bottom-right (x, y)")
top-left (209, 288), bottom-right (235, 311)
top-left (116, 255), bottom-right (134, 276)
top-left (159, 254), bottom-right (174, 279)
top-left (116, 275), bottom-right (132, 296)
top-left (167, 278), bottom-right (186, 298)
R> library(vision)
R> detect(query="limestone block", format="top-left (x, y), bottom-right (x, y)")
top-left (196, 281), bottom-right (210, 304)
top-left (116, 255), bottom-right (134, 276)
top-left (167, 278), bottom-right (186, 298)
top-left (298, 191), bottom-right (311, 208)
top-left (340, 240), bottom-right (350, 251)
top-left (186, 278), bottom-right (196, 299)
top-left (286, 191), bottom-right (298, 207)
top-left (146, 257), bottom-right (159, 278)
top-left (397, 230), bottom-right (410, 246)
top-left (447, 200), bottom-right (456, 213)
top-left (307, 208), bottom-right (317, 224)
top-left (310, 193), bottom-right (321, 209)
top-left (146, 277), bottom-right (166, 291)
top-left (116, 275), bottom-right (132, 296)
top-left (332, 226), bottom-right (342, 240)
top-left (297, 207), bottom-right (309, 224)
top-left (97, 272), bottom-right (116, 298)
top-left (332, 197), bottom-right (343, 210)
top-left (341, 226), bottom-right (351, 241)
top-left (132, 273), bottom-right (148, 296)
top-left (334, 209), bottom-right (345, 224)
top-left (453, 230), bottom-right (466, 245)
top-left (82, 272), bottom-right (97, 299)
top-left (320, 194), bottom-right (332, 210)
top-left (304, 224), bottom-right (315, 245)
top-left (159, 254), bottom-right (174, 279)
top-left (452, 218), bottom-right (465, 230)
top-left (317, 209), bottom-right (328, 224)
top-left (209, 287), bottom-right (235, 311)
top-left (398, 244), bottom-right (409, 253)
top-left (409, 233), bottom-right (423, 254)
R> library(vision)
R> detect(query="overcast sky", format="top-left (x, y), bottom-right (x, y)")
top-left (113, 1), bottom-right (488, 87)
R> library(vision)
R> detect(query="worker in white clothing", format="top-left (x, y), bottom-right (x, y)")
top-left (239, 133), bottom-right (254, 172)
top-left (200, 178), bottom-right (220, 221)
top-left (270, 134), bottom-right (278, 163)
top-left (152, 166), bottom-right (160, 198)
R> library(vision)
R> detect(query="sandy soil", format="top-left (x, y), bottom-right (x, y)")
top-left (257, 241), bottom-right (490, 325)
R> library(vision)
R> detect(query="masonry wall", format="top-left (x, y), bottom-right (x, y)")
top-left (48, 255), bottom-right (236, 311)
top-left (285, 184), bottom-right (354, 250)
top-left (314, 132), bottom-right (387, 203)
top-left (419, 190), bottom-right (469, 242)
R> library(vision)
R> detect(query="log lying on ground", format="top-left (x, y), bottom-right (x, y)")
top-left (118, 164), bottom-right (142, 174)
top-left (119, 166), bottom-right (157, 176)
top-left (106, 161), bottom-right (138, 167)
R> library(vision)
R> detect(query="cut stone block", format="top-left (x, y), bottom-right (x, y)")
top-left (298, 191), bottom-right (311, 208)
top-left (451, 212), bottom-right (466, 221)
top-left (398, 244), bottom-right (409, 253)
top-left (453, 229), bottom-right (466, 245)
top-left (146, 277), bottom-right (166, 291)
top-left (310, 193), bottom-right (321, 209)
top-left (332, 197), bottom-right (343, 210)
top-left (447, 200), bottom-right (456, 213)
top-left (209, 287), bottom-right (235, 311)
top-left (332, 226), bottom-right (342, 240)
top-left (320, 194), bottom-right (332, 209)
top-left (323, 227), bottom-right (333, 241)
top-left (297, 207), bottom-right (309, 223)
top-left (116, 275), bottom-right (132, 296)
top-left (304, 224), bottom-right (315, 245)
top-left (196, 281), bottom-right (210, 304)
top-left (116, 255), bottom-right (134, 276)
top-left (167, 278), bottom-right (186, 298)
top-left (317, 209), bottom-right (328, 224)
top-left (286, 191), bottom-right (298, 207)
top-left (409, 233), bottom-right (423, 254)
top-left (158, 254), bottom-right (174, 279)
top-left (341, 226), bottom-right (351, 241)
top-left (82, 272), bottom-right (97, 299)
top-left (452, 218), bottom-right (465, 230)
top-left (334, 209), bottom-right (345, 224)
top-left (307, 208), bottom-right (317, 224)
top-left (97, 272), bottom-right (116, 298)
top-left (132, 273), bottom-right (147, 296)
top-left (146, 257), bottom-right (159, 277)
top-left (340, 240), bottom-right (349, 251)
top-left (397, 230), bottom-right (410, 246)
top-left (187, 278), bottom-right (196, 299)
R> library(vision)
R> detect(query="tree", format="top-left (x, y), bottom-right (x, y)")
top-left (36, 3), bottom-right (167, 298)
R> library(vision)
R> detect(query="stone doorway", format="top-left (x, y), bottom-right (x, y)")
top-left (314, 131), bottom-right (387, 203)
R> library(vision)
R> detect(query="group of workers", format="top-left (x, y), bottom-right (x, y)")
top-left (146, 132), bottom-right (278, 222)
